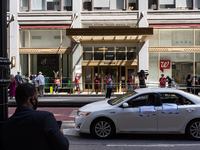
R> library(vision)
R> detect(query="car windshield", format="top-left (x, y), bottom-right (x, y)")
top-left (108, 91), bottom-right (137, 105)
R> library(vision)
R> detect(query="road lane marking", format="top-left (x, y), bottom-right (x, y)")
top-left (63, 128), bottom-right (80, 136)
top-left (69, 110), bottom-right (78, 117)
top-left (107, 144), bottom-right (200, 147)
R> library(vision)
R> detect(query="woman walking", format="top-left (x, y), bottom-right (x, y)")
top-left (9, 74), bottom-right (16, 99)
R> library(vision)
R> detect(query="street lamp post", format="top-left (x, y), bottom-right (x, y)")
top-left (0, 0), bottom-right (11, 149)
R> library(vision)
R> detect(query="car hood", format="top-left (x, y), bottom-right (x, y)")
top-left (79, 100), bottom-right (112, 112)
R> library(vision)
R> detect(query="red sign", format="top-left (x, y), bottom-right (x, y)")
top-left (160, 60), bottom-right (170, 72)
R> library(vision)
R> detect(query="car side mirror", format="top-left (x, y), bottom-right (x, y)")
top-left (122, 103), bottom-right (129, 108)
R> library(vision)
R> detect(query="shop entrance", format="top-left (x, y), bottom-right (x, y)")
top-left (101, 67), bottom-right (118, 92)
top-left (82, 66), bottom-right (137, 92)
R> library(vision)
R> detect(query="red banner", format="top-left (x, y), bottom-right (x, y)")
top-left (160, 60), bottom-right (170, 72)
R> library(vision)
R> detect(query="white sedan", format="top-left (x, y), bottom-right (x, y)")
top-left (75, 88), bottom-right (200, 140)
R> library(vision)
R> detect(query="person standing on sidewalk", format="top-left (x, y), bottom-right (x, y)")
top-left (166, 76), bottom-right (172, 88)
top-left (186, 74), bottom-right (192, 93)
top-left (75, 73), bottom-right (81, 94)
top-left (1, 83), bottom-right (69, 150)
top-left (37, 71), bottom-right (45, 97)
top-left (9, 74), bottom-right (17, 99)
top-left (54, 76), bottom-right (60, 94)
top-left (94, 75), bottom-right (100, 94)
top-left (105, 73), bottom-right (113, 98)
top-left (15, 71), bottom-right (23, 86)
top-left (128, 75), bottom-right (134, 91)
top-left (159, 74), bottom-right (166, 88)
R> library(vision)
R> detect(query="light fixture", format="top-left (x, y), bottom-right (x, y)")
top-left (98, 48), bottom-right (108, 50)
top-left (11, 56), bottom-right (16, 68)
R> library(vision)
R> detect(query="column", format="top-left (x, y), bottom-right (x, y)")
top-left (9, 0), bottom-right (19, 75)
top-left (72, 0), bottom-right (82, 91)
top-left (138, 0), bottom-right (149, 73)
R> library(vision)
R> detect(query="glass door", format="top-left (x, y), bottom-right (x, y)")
top-left (83, 67), bottom-right (94, 92)
top-left (101, 67), bottom-right (118, 92)
top-left (126, 66), bottom-right (137, 91)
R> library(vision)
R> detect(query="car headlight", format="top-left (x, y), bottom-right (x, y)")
top-left (77, 110), bottom-right (91, 117)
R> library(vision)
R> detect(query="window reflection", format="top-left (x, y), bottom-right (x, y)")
top-left (160, 0), bottom-right (192, 9)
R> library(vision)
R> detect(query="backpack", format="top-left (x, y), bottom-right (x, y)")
top-left (15, 75), bottom-right (23, 85)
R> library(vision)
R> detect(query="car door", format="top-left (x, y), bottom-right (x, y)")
top-left (116, 93), bottom-right (158, 132)
top-left (157, 93), bottom-right (197, 132)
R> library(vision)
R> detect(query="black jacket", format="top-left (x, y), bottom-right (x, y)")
top-left (1, 106), bottom-right (69, 150)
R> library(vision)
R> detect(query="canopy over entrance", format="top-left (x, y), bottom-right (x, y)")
top-left (66, 27), bottom-right (153, 43)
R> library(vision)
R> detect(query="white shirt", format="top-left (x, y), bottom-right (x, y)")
top-left (36, 74), bottom-right (45, 86)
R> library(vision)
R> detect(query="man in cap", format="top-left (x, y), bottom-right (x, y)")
top-left (36, 71), bottom-right (45, 96)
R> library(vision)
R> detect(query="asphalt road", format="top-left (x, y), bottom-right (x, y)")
top-left (62, 122), bottom-right (200, 150)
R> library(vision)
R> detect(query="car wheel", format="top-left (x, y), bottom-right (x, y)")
top-left (91, 118), bottom-right (115, 139)
top-left (186, 119), bottom-right (200, 140)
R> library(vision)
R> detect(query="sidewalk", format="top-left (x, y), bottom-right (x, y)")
top-left (8, 93), bottom-right (118, 107)
top-left (43, 91), bottom-right (125, 97)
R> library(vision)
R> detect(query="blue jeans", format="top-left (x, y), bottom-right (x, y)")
top-left (54, 85), bottom-right (59, 92)
top-left (106, 88), bottom-right (112, 98)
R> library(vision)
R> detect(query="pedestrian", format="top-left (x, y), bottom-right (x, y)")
top-left (186, 74), bottom-right (192, 93)
top-left (105, 73), bottom-right (113, 98)
top-left (1, 83), bottom-right (69, 150)
top-left (139, 70), bottom-right (146, 88)
top-left (197, 77), bottom-right (200, 85)
top-left (32, 74), bottom-right (37, 88)
top-left (94, 75), bottom-right (100, 94)
top-left (15, 71), bottom-right (23, 86)
top-left (36, 71), bottom-right (45, 97)
top-left (128, 75), bottom-right (134, 91)
top-left (54, 76), bottom-right (60, 94)
top-left (9, 74), bottom-right (16, 99)
top-left (166, 76), bottom-right (172, 88)
top-left (75, 73), bottom-right (81, 94)
top-left (159, 74), bottom-right (166, 88)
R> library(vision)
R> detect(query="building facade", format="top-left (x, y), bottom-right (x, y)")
top-left (7, 0), bottom-right (200, 92)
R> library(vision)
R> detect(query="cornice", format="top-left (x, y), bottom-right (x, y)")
top-left (149, 47), bottom-right (200, 52)
top-left (19, 48), bottom-right (71, 54)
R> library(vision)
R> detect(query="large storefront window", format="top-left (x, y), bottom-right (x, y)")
top-left (20, 54), bottom-right (29, 77)
top-left (20, 30), bottom-right (29, 47)
top-left (160, 0), bottom-right (192, 9)
top-left (20, 29), bottom-right (71, 48)
top-left (149, 29), bottom-right (158, 47)
top-left (195, 53), bottom-right (200, 79)
top-left (160, 29), bottom-right (193, 47)
top-left (83, 43), bottom-right (136, 61)
top-left (30, 54), bottom-right (59, 88)
top-left (149, 53), bottom-right (194, 86)
top-left (149, 53), bottom-right (159, 85)
top-left (62, 54), bottom-right (72, 88)
top-left (30, 30), bottom-right (61, 47)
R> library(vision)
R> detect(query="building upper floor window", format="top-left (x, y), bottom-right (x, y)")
top-left (83, 0), bottom-right (138, 11)
top-left (149, 0), bottom-right (194, 10)
top-left (7, 0), bottom-right (10, 12)
top-left (160, 0), bottom-right (192, 9)
top-left (20, 0), bottom-right (72, 11)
